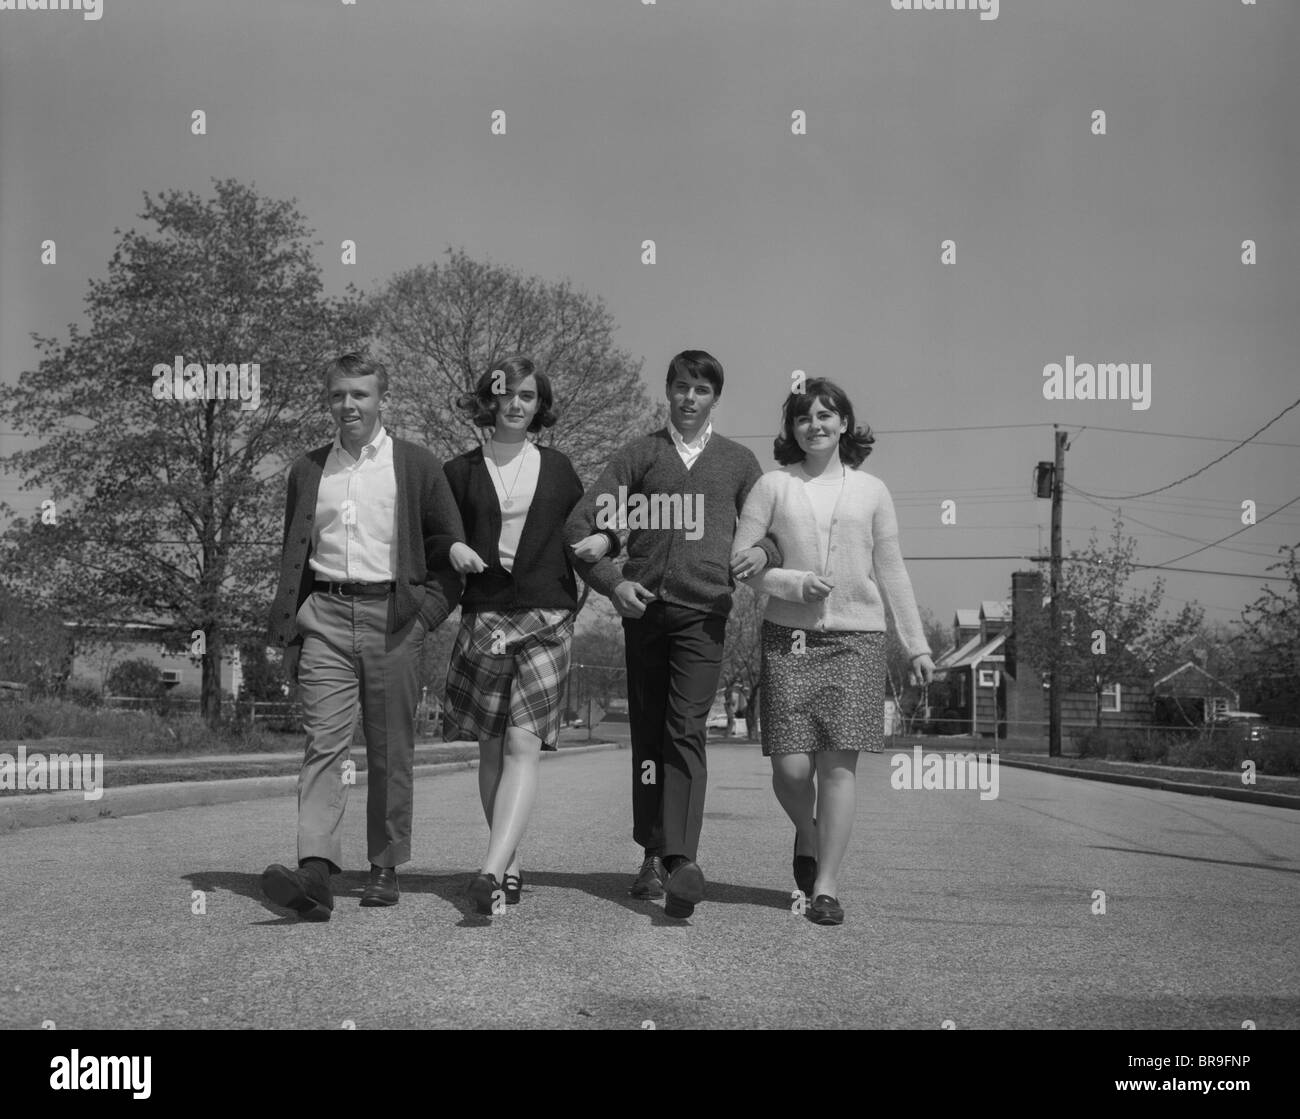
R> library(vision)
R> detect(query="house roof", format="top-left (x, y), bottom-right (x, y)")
top-left (939, 631), bottom-right (1008, 671)
top-left (980, 600), bottom-right (1009, 621)
top-left (1152, 661), bottom-right (1239, 700)
top-left (955, 608), bottom-right (980, 629)
top-left (935, 632), bottom-right (983, 669)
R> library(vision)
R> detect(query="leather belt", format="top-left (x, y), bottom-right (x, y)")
top-left (313, 580), bottom-right (395, 597)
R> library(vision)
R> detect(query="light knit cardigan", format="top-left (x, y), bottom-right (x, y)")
top-left (733, 466), bottom-right (931, 658)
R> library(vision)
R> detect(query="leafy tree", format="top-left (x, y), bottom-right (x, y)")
top-left (369, 248), bottom-right (664, 483)
top-left (1236, 543), bottom-right (1300, 724)
top-left (237, 642), bottom-right (288, 702)
top-left (570, 606), bottom-right (628, 721)
top-left (0, 589), bottom-right (73, 694)
top-left (0, 180), bottom-right (371, 723)
top-left (720, 582), bottom-right (766, 742)
top-left (1015, 516), bottom-right (1204, 727)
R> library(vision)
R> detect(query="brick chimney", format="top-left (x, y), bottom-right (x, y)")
top-left (1006, 570), bottom-right (1046, 738)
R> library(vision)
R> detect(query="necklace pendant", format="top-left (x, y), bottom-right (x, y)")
top-left (503, 497), bottom-right (513, 508)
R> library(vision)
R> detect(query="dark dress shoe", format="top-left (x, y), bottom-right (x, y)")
top-left (629, 855), bottom-right (666, 899)
top-left (503, 872), bottom-right (523, 905)
top-left (261, 863), bottom-right (333, 922)
top-left (663, 859), bottom-right (705, 919)
top-left (360, 864), bottom-right (399, 907)
top-left (807, 894), bottom-right (844, 926)
top-left (468, 872), bottom-right (501, 915)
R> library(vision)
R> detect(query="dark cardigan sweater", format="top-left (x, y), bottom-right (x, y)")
top-left (563, 428), bottom-right (781, 618)
top-left (266, 437), bottom-right (465, 645)
top-left (443, 444), bottom-right (618, 612)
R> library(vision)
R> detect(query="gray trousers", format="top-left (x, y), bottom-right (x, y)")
top-left (294, 591), bottom-right (427, 870)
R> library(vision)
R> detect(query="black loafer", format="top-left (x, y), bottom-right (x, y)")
top-left (503, 872), bottom-right (522, 905)
top-left (807, 894), bottom-right (844, 926)
top-left (468, 872), bottom-right (501, 915)
top-left (360, 864), bottom-right (399, 907)
top-left (261, 863), bottom-right (333, 922)
top-left (629, 855), bottom-right (666, 899)
top-left (663, 860), bottom-right (705, 919)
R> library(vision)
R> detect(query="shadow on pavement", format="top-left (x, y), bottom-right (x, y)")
top-left (182, 868), bottom-right (795, 926)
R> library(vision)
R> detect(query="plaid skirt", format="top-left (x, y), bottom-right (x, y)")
top-left (442, 608), bottom-right (575, 751)
top-left (758, 622), bottom-right (887, 757)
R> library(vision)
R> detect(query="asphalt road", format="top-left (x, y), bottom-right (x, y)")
top-left (1, 743), bottom-right (1296, 1029)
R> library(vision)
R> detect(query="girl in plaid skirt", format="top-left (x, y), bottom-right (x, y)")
top-left (444, 356), bottom-right (615, 914)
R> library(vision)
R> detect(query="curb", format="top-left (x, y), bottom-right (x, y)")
top-left (997, 756), bottom-right (1300, 810)
top-left (0, 742), bottom-right (623, 833)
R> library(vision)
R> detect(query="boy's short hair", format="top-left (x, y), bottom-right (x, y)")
top-left (664, 350), bottom-right (724, 395)
top-left (322, 353), bottom-right (389, 396)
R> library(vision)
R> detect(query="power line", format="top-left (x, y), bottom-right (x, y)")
top-left (1064, 484), bottom-right (1284, 560)
top-left (725, 419), bottom-right (1300, 445)
top-left (1146, 495), bottom-right (1300, 569)
top-left (1068, 396), bottom-right (1300, 500)
top-left (1058, 424), bottom-right (1300, 449)
top-left (903, 555), bottom-right (1288, 581)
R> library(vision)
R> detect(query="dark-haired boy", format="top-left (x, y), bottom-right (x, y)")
top-left (564, 350), bottom-right (779, 918)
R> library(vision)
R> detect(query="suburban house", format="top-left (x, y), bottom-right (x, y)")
top-left (931, 600), bottom-right (1010, 737)
top-left (934, 570), bottom-right (1160, 738)
top-left (65, 620), bottom-right (244, 698)
top-left (1150, 663), bottom-right (1240, 725)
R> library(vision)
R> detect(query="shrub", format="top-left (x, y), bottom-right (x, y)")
top-left (105, 659), bottom-right (164, 699)
top-left (62, 680), bottom-right (104, 708)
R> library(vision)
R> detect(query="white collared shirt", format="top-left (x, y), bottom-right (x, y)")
top-left (310, 425), bottom-right (398, 582)
top-left (669, 418), bottom-right (713, 469)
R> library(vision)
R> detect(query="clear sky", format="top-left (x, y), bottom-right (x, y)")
top-left (2, 0), bottom-right (1297, 638)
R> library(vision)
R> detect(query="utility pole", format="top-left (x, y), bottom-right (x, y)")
top-left (1049, 426), bottom-right (1067, 758)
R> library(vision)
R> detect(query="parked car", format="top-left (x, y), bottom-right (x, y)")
top-left (1211, 710), bottom-right (1269, 743)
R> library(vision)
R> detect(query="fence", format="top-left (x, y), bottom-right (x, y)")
top-left (883, 716), bottom-right (1299, 752)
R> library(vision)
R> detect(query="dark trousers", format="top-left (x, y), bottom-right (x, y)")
top-left (295, 591), bottom-right (427, 871)
top-left (622, 602), bottom-right (727, 862)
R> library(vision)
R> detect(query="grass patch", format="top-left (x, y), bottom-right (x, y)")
top-left (1000, 753), bottom-right (1299, 796)
top-left (0, 699), bottom-right (302, 755)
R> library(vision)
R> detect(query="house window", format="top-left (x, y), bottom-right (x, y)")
top-left (1209, 697), bottom-right (1229, 720)
top-left (1100, 683), bottom-right (1121, 712)
top-left (978, 668), bottom-right (998, 688)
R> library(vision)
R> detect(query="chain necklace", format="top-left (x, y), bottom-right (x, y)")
top-left (487, 439), bottom-right (529, 509)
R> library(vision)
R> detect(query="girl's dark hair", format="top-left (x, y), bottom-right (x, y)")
top-left (773, 377), bottom-right (875, 467)
top-left (456, 355), bottom-right (557, 433)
